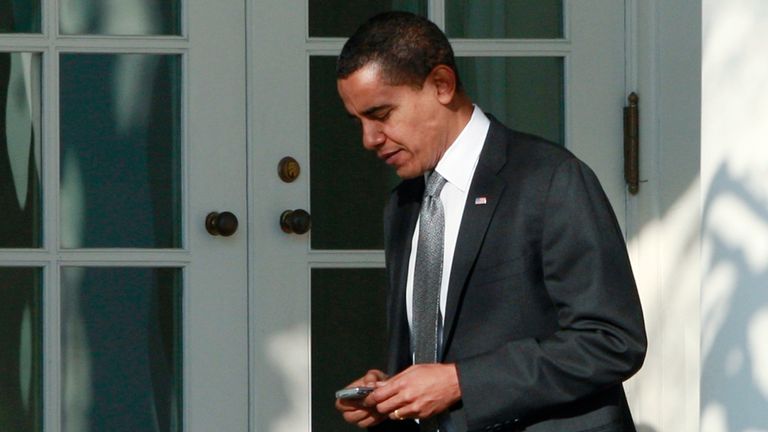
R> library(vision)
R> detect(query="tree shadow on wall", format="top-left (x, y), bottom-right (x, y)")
top-left (700, 163), bottom-right (768, 430)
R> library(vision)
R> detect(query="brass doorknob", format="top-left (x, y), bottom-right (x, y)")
top-left (280, 209), bottom-right (311, 234)
top-left (206, 211), bottom-right (239, 236)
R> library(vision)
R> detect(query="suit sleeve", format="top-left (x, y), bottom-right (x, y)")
top-left (369, 419), bottom-right (420, 432)
top-left (455, 157), bottom-right (647, 428)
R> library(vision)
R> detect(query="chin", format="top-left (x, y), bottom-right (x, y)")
top-left (395, 169), bottom-right (421, 179)
top-left (393, 161), bottom-right (427, 179)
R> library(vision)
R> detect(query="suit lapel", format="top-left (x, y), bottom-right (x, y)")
top-left (441, 119), bottom-right (508, 358)
top-left (386, 177), bottom-right (423, 371)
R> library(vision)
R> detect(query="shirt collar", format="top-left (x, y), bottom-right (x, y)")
top-left (433, 106), bottom-right (491, 192)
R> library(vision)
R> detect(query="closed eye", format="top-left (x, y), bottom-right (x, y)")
top-left (362, 105), bottom-right (393, 121)
top-left (372, 110), bottom-right (392, 121)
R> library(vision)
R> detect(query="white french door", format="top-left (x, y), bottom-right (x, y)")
top-left (0, 0), bottom-right (248, 430)
top-left (248, 1), bottom-right (627, 431)
top-left (1, 1), bottom-right (631, 430)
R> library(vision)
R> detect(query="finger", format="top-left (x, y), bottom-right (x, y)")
top-left (376, 395), bottom-right (406, 416)
top-left (345, 369), bottom-right (383, 389)
top-left (372, 367), bottom-right (428, 414)
top-left (343, 409), bottom-right (371, 423)
top-left (363, 369), bottom-right (388, 383)
top-left (344, 409), bottom-right (385, 428)
top-left (388, 407), bottom-right (411, 422)
top-left (361, 393), bottom-right (378, 408)
top-left (371, 375), bottom-right (402, 403)
top-left (372, 385), bottom-right (409, 416)
top-left (358, 415), bottom-right (385, 428)
top-left (336, 398), bottom-right (364, 412)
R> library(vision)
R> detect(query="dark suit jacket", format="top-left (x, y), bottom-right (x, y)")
top-left (375, 118), bottom-right (647, 432)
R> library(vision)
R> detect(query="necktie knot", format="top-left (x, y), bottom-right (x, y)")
top-left (425, 172), bottom-right (447, 198)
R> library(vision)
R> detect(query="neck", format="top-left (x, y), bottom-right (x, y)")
top-left (442, 95), bottom-right (475, 148)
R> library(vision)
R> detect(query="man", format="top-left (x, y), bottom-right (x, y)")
top-left (335, 11), bottom-right (646, 432)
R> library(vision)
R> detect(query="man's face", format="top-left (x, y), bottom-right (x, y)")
top-left (337, 64), bottom-right (450, 179)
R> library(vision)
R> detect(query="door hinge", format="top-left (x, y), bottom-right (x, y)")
top-left (623, 92), bottom-right (639, 195)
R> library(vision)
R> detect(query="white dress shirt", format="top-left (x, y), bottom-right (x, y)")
top-left (405, 106), bottom-right (491, 344)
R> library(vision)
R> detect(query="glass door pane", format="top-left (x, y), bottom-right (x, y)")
top-left (59, 54), bottom-right (182, 249)
top-left (61, 267), bottom-right (182, 432)
top-left (445, 0), bottom-right (563, 39)
top-left (311, 268), bottom-right (388, 431)
top-left (59, 0), bottom-right (181, 36)
top-left (0, 0), bottom-right (42, 33)
top-left (308, 53), bottom-right (564, 251)
top-left (1, 52), bottom-right (42, 248)
top-left (0, 267), bottom-right (42, 432)
top-left (309, 0), bottom-right (427, 37)
top-left (456, 56), bottom-right (564, 145)
top-left (309, 56), bottom-right (399, 250)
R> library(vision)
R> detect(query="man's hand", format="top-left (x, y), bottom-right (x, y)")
top-left (372, 363), bottom-right (461, 421)
top-left (336, 369), bottom-right (389, 428)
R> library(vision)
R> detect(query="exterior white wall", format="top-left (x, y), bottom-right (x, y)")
top-left (624, 1), bottom-right (702, 431)
top-left (701, 1), bottom-right (768, 431)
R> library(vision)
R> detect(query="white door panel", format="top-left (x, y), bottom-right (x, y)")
top-left (248, 1), bottom-right (627, 430)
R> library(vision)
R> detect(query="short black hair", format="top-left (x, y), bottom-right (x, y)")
top-left (336, 11), bottom-right (462, 89)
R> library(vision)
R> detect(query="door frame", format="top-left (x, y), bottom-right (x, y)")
top-left (623, 1), bottom-right (701, 431)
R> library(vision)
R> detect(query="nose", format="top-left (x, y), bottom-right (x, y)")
top-left (361, 121), bottom-right (385, 150)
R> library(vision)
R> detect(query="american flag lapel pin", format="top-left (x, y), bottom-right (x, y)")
top-left (474, 196), bottom-right (488, 205)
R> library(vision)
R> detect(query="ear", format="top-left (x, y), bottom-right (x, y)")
top-left (428, 65), bottom-right (458, 105)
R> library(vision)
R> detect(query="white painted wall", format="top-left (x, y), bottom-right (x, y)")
top-left (701, 1), bottom-right (768, 431)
